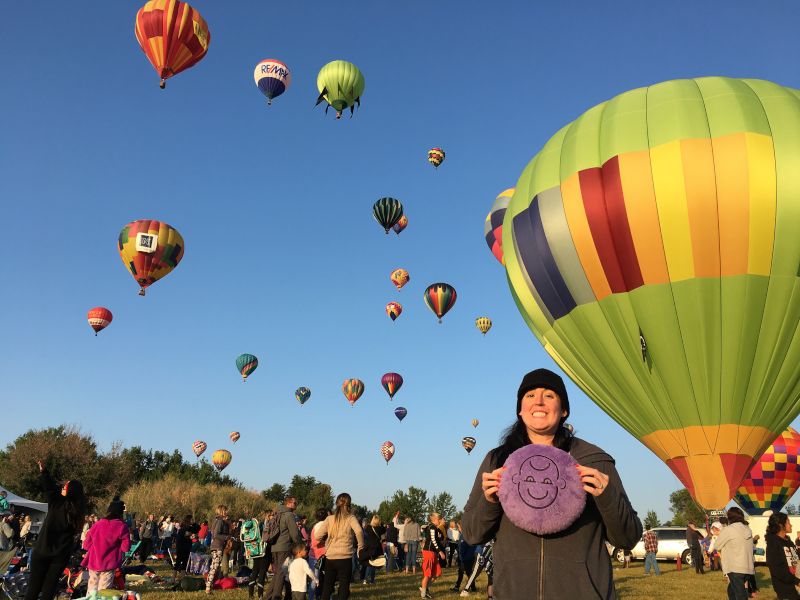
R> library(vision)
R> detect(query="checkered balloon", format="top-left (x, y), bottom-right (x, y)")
top-left (734, 427), bottom-right (800, 515)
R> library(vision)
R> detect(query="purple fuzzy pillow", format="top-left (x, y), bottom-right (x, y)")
top-left (498, 444), bottom-right (586, 535)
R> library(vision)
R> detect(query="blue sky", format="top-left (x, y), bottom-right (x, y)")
top-left (3, 1), bottom-right (800, 523)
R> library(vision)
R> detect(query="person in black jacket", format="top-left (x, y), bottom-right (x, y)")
top-left (461, 369), bottom-right (642, 600)
top-left (174, 514), bottom-right (198, 575)
top-left (24, 460), bottom-right (87, 600)
top-left (359, 515), bottom-right (384, 584)
top-left (686, 522), bottom-right (705, 574)
top-left (766, 512), bottom-right (800, 600)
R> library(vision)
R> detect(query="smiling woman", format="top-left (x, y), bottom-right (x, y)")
top-left (461, 369), bottom-right (643, 600)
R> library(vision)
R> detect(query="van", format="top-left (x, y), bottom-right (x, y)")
top-left (616, 526), bottom-right (707, 566)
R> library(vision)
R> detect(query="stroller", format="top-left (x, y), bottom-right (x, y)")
top-left (120, 542), bottom-right (141, 569)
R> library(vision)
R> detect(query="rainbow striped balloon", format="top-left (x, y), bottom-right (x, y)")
top-left (423, 283), bottom-right (457, 324)
top-left (735, 427), bottom-right (800, 515)
top-left (502, 77), bottom-right (800, 509)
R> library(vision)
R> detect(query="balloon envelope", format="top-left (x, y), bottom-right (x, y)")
top-left (395, 407), bottom-right (407, 421)
top-left (735, 427), bottom-right (800, 515)
top-left (295, 387), bottom-right (311, 405)
top-left (342, 379), bottom-right (364, 406)
top-left (373, 198), bottom-right (404, 234)
top-left (423, 283), bottom-right (457, 323)
top-left (236, 354), bottom-right (258, 381)
top-left (87, 307), bottom-right (113, 335)
top-left (192, 440), bottom-right (207, 457)
top-left (393, 215), bottom-right (408, 235)
top-left (428, 147), bottom-right (445, 168)
top-left (135, 0), bottom-right (210, 88)
top-left (212, 449), bottom-right (231, 471)
top-left (380, 441), bottom-right (395, 464)
top-left (381, 372), bottom-right (403, 400)
top-left (229, 431), bottom-right (240, 443)
top-left (462, 437), bottom-right (476, 454)
top-left (118, 220), bottom-right (184, 295)
top-left (472, 419), bottom-right (479, 428)
top-left (484, 189), bottom-right (514, 265)
top-left (502, 77), bottom-right (800, 508)
top-left (316, 60), bottom-right (365, 119)
top-left (254, 59), bottom-right (291, 104)
top-left (391, 268), bottom-right (410, 290)
top-left (475, 317), bottom-right (492, 335)
top-left (386, 302), bottom-right (403, 321)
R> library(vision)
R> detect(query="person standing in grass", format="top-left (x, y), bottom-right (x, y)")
top-left (206, 505), bottom-right (231, 594)
top-left (420, 512), bottom-right (446, 599)
top-left (642, 528), bottom-right (660, 576)
top-left (686, 522), bottom-right (705, 574)
top-left (765, 512), bottom-right (800, 600)
top-left (81, 498), bottom-right (131, 594)
top-left (715, 506), bottom-right (755, 600)
top-left (404, 517), bottom-right (421, 575)
top-left (284, 542), bottom-right (318, 600)
top-left (313, 493), bottom-right (364, 600)
top-left (394, 512), bottom-right (406, 570)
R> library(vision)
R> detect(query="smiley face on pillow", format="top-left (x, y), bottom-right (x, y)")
top-left (498, 444), bottom-right (586, 535)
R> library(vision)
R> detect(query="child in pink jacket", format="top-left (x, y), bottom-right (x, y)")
top-left (82, 498), bottom-right (131, 593)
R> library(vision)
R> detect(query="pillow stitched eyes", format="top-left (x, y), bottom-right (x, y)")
top-left (498, 444), bottom-right (586, 535)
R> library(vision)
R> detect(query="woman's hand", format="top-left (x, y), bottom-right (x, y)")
top-left (576, 465), bottom-right (609, 497)
top-left (481, 467), bottom-right (506, 503)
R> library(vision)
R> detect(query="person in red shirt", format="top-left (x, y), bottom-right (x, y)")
top-left (643, 529), bottom-right (660, 575)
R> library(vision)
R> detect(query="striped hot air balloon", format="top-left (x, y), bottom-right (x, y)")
top-left (373, 198), bottom-right (404, 234)
top-left (316, 60), bottom-right (365, 119)
top-left (236, 354), bottom-right (258, 382)
top-left (134, 0), bottom-right (210, 89)
top-left (342, 379), bottom-right (364, 406)
top-left (428, 147), bottom-right (445, 169)
top-left (472, 419), bottom-right (479, 428)
top-left (381, 373), bottom-right (403, 400)
top-left (87, 307), bottom-right (113, 335)
top-left (212, 449), bottom-right (231, 471)
top-left (501, 77), bottom-right (800, 508)
top-left (393, 215), bottom-right (408, 235)
top-left (390, 268), bottom-right (410, 290)
top-left (484, 189), bottom-right (514, 265)
top-left (734, 427), bottom-right (800, 515)
top-left (423, 283), bottom-right (457, 323)
top-left (462, 437), bottom-right (476, 454)
top-left (475, 317), bottom-right (492, 335)
top-left (386, 302), bottom-right (403, 321)
top-left (229, 431), bottom-right (240, 443)
top-left (295, 387), bottom-right (311, 405)
top-left (380, 441), bottom-right (395, 464)
top-left (118, 220), bottom-right (184, 295)
top-left (192, 440), bottom-right (207, 457)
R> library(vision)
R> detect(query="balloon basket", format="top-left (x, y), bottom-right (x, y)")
top-left (159, 79), bottom-right (166, 89)
top-left (138, 288), bottom-right (146, 296)
top-left (336, 112), bottom-right (342, 119)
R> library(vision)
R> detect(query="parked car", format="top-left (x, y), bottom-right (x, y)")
top-left (612, 526), bottom-right (707, 566)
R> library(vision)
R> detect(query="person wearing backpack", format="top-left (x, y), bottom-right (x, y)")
top-left (267, 497), bottom-right (300, 600)
top-left (243, 513), bottom-right (267, 599)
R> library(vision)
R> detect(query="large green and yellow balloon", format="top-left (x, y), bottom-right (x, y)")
top-left (502, 77), bottom-right (800, 509)
top-left (316, 60), bottom-right (365, 119)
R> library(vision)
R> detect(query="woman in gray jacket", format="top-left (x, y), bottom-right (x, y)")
top-left (462, 369), bottom-right (642, 600)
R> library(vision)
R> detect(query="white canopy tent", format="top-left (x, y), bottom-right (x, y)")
top-left (0, 485), bottom-right (48, 531)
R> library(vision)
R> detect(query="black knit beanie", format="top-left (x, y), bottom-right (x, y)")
top-left (517, 368), bottom-right (570, 417)
top-left (107, 496), bottom-right (125, 519)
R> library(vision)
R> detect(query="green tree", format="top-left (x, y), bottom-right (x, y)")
top-left (668, 489), bottom-right (706, 526)
top-left (427, 492), bottom-right (457, 522)
top-left (786, 503), bottom-right (798, 515)
top-left (262, 483), bottom-right (287, 503)
top-left (643, 510), bottom-right (661, 530)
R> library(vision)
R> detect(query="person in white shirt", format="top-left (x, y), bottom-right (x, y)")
top-left (394, 512), bottom-right (407, 570)
top-left (715, 507), bottom-right (755, 599)
top-left (446, 521), bottom-right (461, 568)
top-left (283, 542), bottom-right (318, 600)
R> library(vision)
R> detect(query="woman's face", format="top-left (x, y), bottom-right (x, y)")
top-left (785, 519), bottom-right (793, 535)
top-left (519, 388), bottom-right (567, 440)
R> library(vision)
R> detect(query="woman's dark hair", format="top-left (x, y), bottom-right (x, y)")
top-left (314, 508), bottom-right (329, 523)
top-left (496, 419), bottom-right (574, 464)
top-left (767, 512), bottom-right (790, 535)
top-left (181, 514), bottom-right (193, 528)
top-left (727, 506), bottom-right (746, 524)
top-left (63, 480), bottom-right (88, 532)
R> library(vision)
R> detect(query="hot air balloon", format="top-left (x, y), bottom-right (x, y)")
top-left (381, 373), bottom-right (403, 400)
top-left (390, 268), bottom-right (410, 290)
top-left (342, 379), bottom-right (364, 406)
top-left (192, 440), bottom-right (207, 457)
top-left (472, 419), bottom-right (479, 428)
top-left (315, 60), bottom-right (365, 119)
top-left (229, 431), bottom-right (240, 443)
top-left (475, 317), bottom-right (492, 335)
top-left (423, 283), bottom-right (457, 323)
top-left (734, 427), bottom-right (800, 515)
top-left (428, 148), bottom-right (445, 169)
top-left (395, 407), bottom-right (407, 422)
top-left (373, 198), bottom-right (404, 234)
top-left (295, 387), bottom-right (311, 405)
top-left (118, 220), bottom-right (184, 295)
top-left (501, 76), bottom-right (800, 509)
top-left (393, 215), bottom-right (408, 235)
top-left (254, 59), bottom-right (291, 105)
top-left (236, 354), bottom-right (258, 382)
top-left (380, 441), bottom-right (395, 464)
top-left (134, 0), bottom-right (210, 89)
top-left (462, 437), bottom-right (476, 454)
top-left (87, 307), bottom-right (113, 336)
top-left (484, 189), bottom-right (514, 265)
top-left (386, 302), bottom-right (403, 322)
top-left (212, 449), bottom-right (231, 472)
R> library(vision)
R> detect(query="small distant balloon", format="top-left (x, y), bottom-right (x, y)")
top-left (87, 307), bottom-right (113, 336)
top-left (212, 449), bottom-right (232, 471)
top-left (229, 431), bottom-right (240, 443)
top-left (391, 268), bottom-right (410, 290)
top-left (471, 419), bottom-right (479, 428)
top-left (295, 387), bottom-right (311, 405)
top-left (236, 354), bottom-right (258, 382)
top-left (475, 317), bottom-right (492, 335)
top-left (395, 407), bottom-right (407, 422)
top-left (386, 302), bottom-right (403, 321)
top-left (342, 379), bottom-right (365, 406)
top-left (462, 437), bottom-right (477, 454)
top-left (254, 59), bottom-right (291, 105)
top-left (192, 440), bottom-right (207, 457)
top-left (393, 215), bottom-right (408, 235)
top-left (424, 283), bottom-right (457, 323)
top-left (380, 441), bottom-right (395, 464)
top-left (373, 198), bottom-right (404, 234)
top-left (428, 147), bottom-right (445, 169)
top-left (381, 372), bottom-right (403, 400)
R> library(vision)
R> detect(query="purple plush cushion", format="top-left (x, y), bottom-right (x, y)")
top-left (498, 444), bottom-right (586, 535)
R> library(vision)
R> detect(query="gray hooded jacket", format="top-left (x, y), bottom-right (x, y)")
top-left (271, 503), bottom-right (300, 553)
top-left (462, 437), bottom-right (642, 599)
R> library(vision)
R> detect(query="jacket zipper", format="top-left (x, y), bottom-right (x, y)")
top-left (539, 537), bottom-right (545, 599)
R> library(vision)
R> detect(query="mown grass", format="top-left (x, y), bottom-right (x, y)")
top-left (131, 560), bottom-right (773, 599)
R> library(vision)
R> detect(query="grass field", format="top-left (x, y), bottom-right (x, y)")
top-left (129, 560), bottom-right (774, 600)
